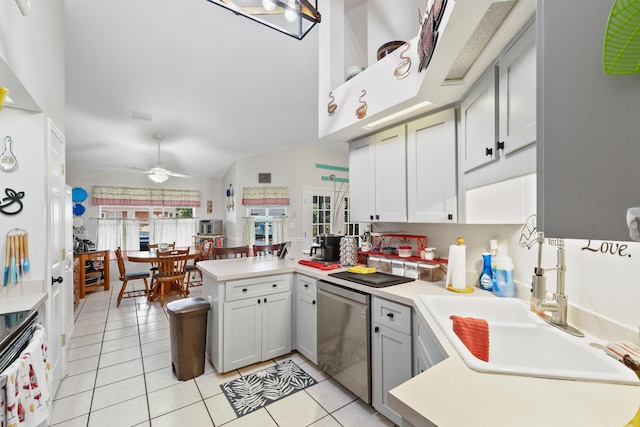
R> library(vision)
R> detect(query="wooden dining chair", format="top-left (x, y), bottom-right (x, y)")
top-left (211, 245), bottom-right (251, 260)
top-left (186, 242), bottom-right (213, 291)
top-left (149, 242), bottom-right (176, 280)
top-left (151, 248), bottom-right (189, 306)
top-left (115, 247), bottom-right (150, 307)
top-left (253, 243), bottom-right (281, 256)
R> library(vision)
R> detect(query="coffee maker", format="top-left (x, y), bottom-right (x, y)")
top-left (310, 234), bottom-right (342, 263)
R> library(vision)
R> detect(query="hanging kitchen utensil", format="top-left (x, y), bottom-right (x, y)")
top-left (5, 229), bottom-right (29, 284)
top-left (603, 0), bottom-right (640, 75)
top-left (3, 236), bottom-right (9, 286)
top-left (0, 136), bottom-right (18, 171)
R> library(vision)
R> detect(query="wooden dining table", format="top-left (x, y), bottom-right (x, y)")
top-left (126, 250), bottom-right (201, 303)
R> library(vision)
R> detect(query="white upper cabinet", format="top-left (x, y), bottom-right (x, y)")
top-left (499, 23), bottom-right (536, 155)
top-left (349, 125), bottom-right (407, 222)
top-left (461, 21), bottom-right (537, 224)
top-left (407, 109), bottom-right (457, 223)
top-left (460, 70), bottom-right (498, 173)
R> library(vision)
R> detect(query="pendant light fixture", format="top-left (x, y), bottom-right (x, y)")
top-left (205, 0), bottom-right (320, 40)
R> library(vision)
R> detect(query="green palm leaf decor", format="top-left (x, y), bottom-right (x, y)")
top-left (604, 0), bottom-right (640, 74)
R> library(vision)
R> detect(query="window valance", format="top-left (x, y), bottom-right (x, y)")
top-left (92, 186), bottom-right (200, 207)
top-left (242, 186), bottom-right (289, 206)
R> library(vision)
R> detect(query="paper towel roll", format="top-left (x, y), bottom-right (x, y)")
top-left (447, 244), bottom-right (466, 290)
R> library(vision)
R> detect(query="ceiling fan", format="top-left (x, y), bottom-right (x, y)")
top-left (134, 133), bottom-right (191, 184)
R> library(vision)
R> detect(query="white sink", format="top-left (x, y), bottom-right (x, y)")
top-left (420, 294), bottom-right (640, 385)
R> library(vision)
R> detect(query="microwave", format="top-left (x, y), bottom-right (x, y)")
top-left (199, 219), bottom-right (223, 235)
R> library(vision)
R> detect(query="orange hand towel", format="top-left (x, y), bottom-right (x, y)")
top-left (450, 315), bottom-right (490, 362)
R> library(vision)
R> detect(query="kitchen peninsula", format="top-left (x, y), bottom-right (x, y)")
top-left (198, 256), bottom-right (640, 427)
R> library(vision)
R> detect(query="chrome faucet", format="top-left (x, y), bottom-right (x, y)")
top-left (531, 232), bottom-right (584, 337)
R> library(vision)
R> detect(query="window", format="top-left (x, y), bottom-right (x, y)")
top-left (98, 206), bottom-right (197, 250)
top-left (243, 207), bottom-right (287, 246)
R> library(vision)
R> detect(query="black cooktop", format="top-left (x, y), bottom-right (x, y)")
top-left (328, 271), bottom-right (415, 288)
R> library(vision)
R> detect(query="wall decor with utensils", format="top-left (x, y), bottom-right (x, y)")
top-left (0, 188), bottom-right (25, 216)
top-left (4, 229), bottom-right (29, 286)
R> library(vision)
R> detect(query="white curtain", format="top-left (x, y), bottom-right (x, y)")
top-left (96, 219), bottom-right (140, 251)
top-left (272, 217), bottom-right (286, 243)
top-left (242, 218), bottom-right (256, 247)
top-left (152, 218), bottom-right (198, 247)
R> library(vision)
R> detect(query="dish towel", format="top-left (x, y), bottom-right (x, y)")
top-left (450, 315), bottom-right (490, 362)
top-left (1, 323), bottom-right (52, 427)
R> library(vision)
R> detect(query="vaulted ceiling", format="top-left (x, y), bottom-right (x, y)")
top-left (64, 0), bottom-right (342, 180)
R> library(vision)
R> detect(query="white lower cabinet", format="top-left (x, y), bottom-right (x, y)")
top-left (295, 274), bottom-right (317, 364)
top-left (412, 312), bottom-right (447, 376)
top-left (371, 297), bottom-right (412, 425)
top-left (221, 275), bottom-right (291, 372)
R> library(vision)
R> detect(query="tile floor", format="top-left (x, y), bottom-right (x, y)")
top-left (50, 284), bottom-right (396, 427)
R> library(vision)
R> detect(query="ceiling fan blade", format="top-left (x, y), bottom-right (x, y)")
top-left (166, 171), bottom-right (192, 178)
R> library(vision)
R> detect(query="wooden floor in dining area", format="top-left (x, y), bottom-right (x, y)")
top-left (49, 282), bottom-right (396, 427)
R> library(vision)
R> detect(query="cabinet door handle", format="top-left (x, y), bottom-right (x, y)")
top-left (485, 147), bottom-right (493, 156)
top-left (375, 215), bottom-right (380, 220)
top-left (497, 140), bottom-right (505, 151)
top-left (257, 299), bottom-right (261, 304)
top-left (264, 298), bottom-right (267, 303)
top-left (386, 312), bottom-right (394, 319)
top-left (272, 284), bottom-right (277, 288)
top-left (304, 284), bottom-right (309, 288)
top-left (52, 276), bottom-right (63, 285)
top-left (369, 215), bottom-right (374, 221)
top-left (312, 300), bottom-right (316, 305)
top-left (242, 288), bottom-right (248, 293)
top-left (374, 326), bottom-right (379, 333)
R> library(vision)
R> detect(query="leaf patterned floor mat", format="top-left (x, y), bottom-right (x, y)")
top-left (220, 360), bottom-right (317, 417)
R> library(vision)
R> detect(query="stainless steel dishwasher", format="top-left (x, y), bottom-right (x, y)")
top-left (316, 280), bottom-right (371, 404)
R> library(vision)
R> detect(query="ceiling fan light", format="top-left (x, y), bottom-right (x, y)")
top-left (262, 0), bottom-right (276, 12)
top-left (284, 0), bottom-right (298, 22)
top-left (149, 172), bottom-right (169, 184)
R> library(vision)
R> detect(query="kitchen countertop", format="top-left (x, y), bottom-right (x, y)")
top-left (198, 257), bottom-right (640, 426)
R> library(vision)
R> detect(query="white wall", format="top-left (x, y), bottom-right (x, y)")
top-left (66, 167), bottom-right (222, 243)
top-left (223, 145), bottom-right (349, 255)
top-left (0, 0), bottom-right (64, 298)
top-left (378, 220), bottom-right (640, 343)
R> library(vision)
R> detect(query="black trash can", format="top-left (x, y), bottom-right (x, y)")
top-left (166, 297), bottom-right (211, 381)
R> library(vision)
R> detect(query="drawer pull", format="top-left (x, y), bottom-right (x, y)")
top-left (304, 284), bottom-right (309, 288)
top-left (374, 326), bottom-right (379, 333)
top-left (242, 288), bottom-right (248, 293)
top-left (312, 300), bottom-right (316, 305)
top-left (386, 313), bottom-right (395, 319)
top-left (272, 284), bottom-right (278, 288)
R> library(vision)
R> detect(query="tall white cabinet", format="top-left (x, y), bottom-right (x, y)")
top-left (407, 109), bottom-right (457, 223)
top-left (349, 125), bottom-right (407, 223)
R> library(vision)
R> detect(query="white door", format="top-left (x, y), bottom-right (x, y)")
top-left (46, 119), bottom-right (68, 397)
top-left (303, 188), bottom-right (333, 249)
